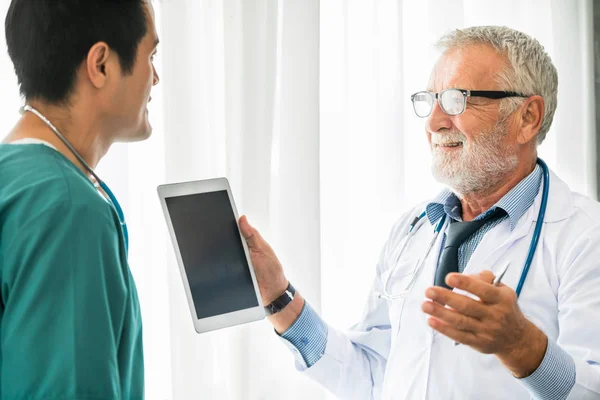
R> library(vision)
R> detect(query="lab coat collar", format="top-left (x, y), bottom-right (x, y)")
top-left (462, 168), bottom-right (573, 276)
top-left (531, 168), bottom-right (573, 223)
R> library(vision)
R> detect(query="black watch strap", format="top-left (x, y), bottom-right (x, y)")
top-left (264, 282), bottom-right (295, 315)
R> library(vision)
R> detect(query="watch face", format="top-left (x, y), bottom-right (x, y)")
top-left (266, 303), bottom-right (278, 315)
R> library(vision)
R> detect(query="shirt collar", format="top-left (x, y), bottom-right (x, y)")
top-left (425, 164), bottom-right (543, 231)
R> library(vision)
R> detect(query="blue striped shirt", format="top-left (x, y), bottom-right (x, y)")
top-left (280, 164), bottom-right (575, 399)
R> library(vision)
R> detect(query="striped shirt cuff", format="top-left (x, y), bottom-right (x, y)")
top-left (519, 339), bottom-right (576, 399)
top-left (279, 301), bottom-right (328, 368)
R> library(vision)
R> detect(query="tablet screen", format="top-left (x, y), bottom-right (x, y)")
top-left (165, 190), bottom-right (259, 319)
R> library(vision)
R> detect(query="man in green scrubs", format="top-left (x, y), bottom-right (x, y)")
top-left (0, 0), bottom-right (160, 398)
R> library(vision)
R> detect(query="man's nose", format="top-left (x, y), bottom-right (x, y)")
top-left (426, 100), bottom-right (453, 134)
top-left (153, 65), bottom-right (160, 86)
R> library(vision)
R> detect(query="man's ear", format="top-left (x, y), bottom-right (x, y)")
top-left (86, 42), bottom-right (111, 89)
top-left (517, 95), bottom-right (544, 145)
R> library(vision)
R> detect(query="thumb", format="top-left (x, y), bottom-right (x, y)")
top-left (239, 215), bottom-right (260, 250)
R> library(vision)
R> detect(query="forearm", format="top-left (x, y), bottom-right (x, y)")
top-left (497, 321), bottom-right (548, 378)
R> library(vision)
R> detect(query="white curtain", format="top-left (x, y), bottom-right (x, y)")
top-left (0, 0), bottom-right (595, 399)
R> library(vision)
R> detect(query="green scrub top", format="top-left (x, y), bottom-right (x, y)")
top-left (0, 143), bottom-right (144, 399)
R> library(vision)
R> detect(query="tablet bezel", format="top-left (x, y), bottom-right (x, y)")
top-left (157, 177), bottom-right (265, 333)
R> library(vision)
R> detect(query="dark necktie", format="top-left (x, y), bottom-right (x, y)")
top-left (434, 208), bottom-right (506, 289)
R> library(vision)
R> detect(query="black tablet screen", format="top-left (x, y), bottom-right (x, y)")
top-left (165, 190), bottom-right (259, 319)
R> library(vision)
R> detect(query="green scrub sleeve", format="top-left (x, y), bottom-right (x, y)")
top-left (1, 201), bottom-right (134, 399)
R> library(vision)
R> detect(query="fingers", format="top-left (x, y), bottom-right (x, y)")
top-left (445, 272), bottom-right (501, 304)
top-left (239, 215), bottom-right (260, 250)
top-left (422, 300), bottom-right (482, 332)
top-left (425, 287), bottom-right (487, 319)
top-left (424, 269), bottom-right (521, 353)
top-left (238, 215), bottom-right (252, 238)
top-left (426, 316), bottom-right (478, 346)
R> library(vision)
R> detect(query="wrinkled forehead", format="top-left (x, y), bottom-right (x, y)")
top-left (427, 44), bottom-right (509, 92)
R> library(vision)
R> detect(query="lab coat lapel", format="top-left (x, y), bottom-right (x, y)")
top-left (461, 168), bottom-right (572, 281)
top-left (462, 207), bottom-right (535, 279)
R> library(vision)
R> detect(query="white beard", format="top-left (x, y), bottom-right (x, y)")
top-left (430, 119), bottom-right (518, 196)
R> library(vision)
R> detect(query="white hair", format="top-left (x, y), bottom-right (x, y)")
top-left (436, 26), bottom-right (558, 145)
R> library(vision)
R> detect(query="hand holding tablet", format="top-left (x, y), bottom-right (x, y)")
top-left (237, 216), bottom-right (305, 334)
top-left (157, 178), bottom-right (265, 333)
top-left (236, 215), bottom-right (289, 305)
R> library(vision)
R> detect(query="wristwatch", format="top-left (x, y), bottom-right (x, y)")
top-left (264, 282), bottom-right (296, 315)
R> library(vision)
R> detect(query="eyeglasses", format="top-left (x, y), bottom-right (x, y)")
top-left (410, 88), bottom-right (527, 118)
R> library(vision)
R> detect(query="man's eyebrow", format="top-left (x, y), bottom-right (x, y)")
top-left (154, 37), bottom-right (160, 48)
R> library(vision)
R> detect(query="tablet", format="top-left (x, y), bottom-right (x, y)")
top-left (157, 178), bottom-right (265, 333)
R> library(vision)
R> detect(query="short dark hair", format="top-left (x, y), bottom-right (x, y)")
top-left (5, 0), bottom-right (148, 104)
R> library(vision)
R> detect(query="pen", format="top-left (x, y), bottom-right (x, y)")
top-left (453, 263), bottom-right (510, 346)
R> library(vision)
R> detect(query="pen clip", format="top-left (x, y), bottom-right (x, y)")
top-left (492, 263), bottom-right (510, 286)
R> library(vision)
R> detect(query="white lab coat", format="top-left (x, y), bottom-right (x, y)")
top-left (300, 170), bottom-right (600, 399)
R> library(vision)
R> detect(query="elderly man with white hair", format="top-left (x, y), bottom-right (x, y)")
top-left (238, 26), bottom-right (600, 399)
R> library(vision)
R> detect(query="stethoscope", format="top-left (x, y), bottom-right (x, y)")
top-left (21, 105), bottom-right (129, 252)
top-left (378, 158), bottom-right (550, 301)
